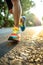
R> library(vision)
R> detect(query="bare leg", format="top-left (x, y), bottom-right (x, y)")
top-left (9, 9), bottom-right (13, 14)
top-left (11, 0), bottom-right (22, 27)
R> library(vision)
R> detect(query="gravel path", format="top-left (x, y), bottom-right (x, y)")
top-left (0, 26), bottom-right (43, 65)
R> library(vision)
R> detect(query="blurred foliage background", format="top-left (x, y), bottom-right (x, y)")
top-left (0, 0), bottom-right (42, 28)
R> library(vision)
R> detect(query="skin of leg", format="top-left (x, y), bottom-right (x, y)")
top-left (9, 9), bottom-right (13, 14)
top-left (11, 0), bottom-right (22, 27)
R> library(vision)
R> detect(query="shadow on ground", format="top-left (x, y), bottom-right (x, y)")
top-left (0, 41), bottom-right (18, 58)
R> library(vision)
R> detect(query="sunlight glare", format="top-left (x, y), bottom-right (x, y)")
top-left (32, 26), bottom-right (43, 38)
top-left (30, 0), bottom-right (43, 24)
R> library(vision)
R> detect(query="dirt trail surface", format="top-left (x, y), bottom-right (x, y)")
top-left (0, 26), bottom-right (43, 65)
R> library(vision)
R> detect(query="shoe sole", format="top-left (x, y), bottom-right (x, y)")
top-left (8, 35), bottom-right (21, 43)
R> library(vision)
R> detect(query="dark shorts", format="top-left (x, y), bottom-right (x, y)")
top-left (6, 0), bottom-right (13, 10)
